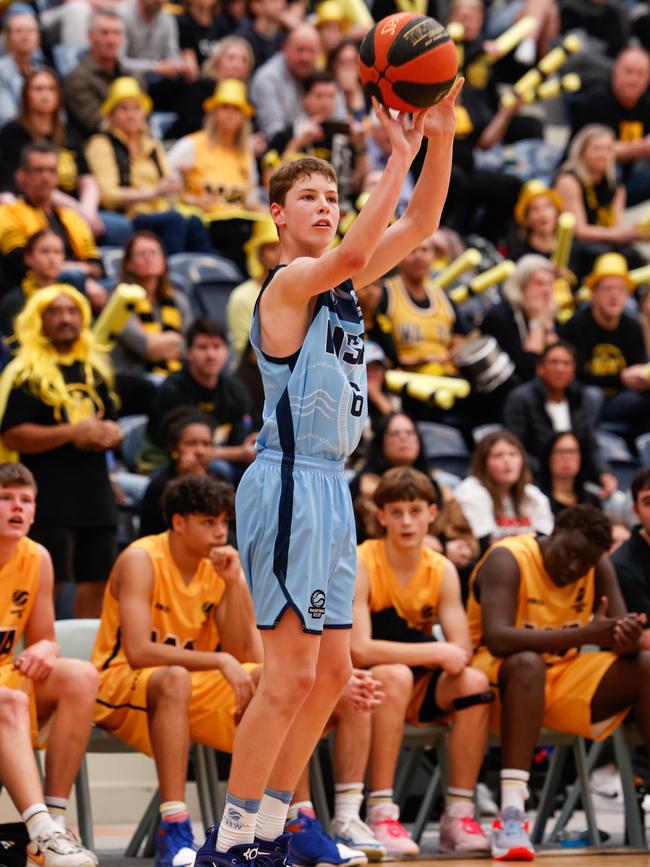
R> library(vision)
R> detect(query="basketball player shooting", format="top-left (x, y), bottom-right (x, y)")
top-left (196, 75), bottom-right (463, 867)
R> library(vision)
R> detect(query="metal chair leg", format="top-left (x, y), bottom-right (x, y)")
top-left (394, 747), bottom-right (423, 807)
top-left (74, 757), bottom-right (95, 851)
top-left (309, 747), bottom-right (331, 832)
top-left (573, 737), bottom-right (600, 845)
top-left (205, 748), bottom-right (224, 820)
top-left (532, 744), bottom-right (568, 844)
top-left (125, 789), bottom-right (160, 857)
top-left (549, 739), bottom-right (604, 841)
top-left (613, 727), bottom-right (645, 849)
top-left (194, 744), bottom-right (216, 833)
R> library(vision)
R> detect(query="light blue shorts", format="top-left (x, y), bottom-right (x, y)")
top-left (236, 449), bottom-right (357, 634)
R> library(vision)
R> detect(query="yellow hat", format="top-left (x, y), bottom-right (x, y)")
top-left (203, 79), bottom-right (254, 116)
top-left (315, 1), bottom-right (344, 26)
top-left (514, 179), bottom-right (563, 226)
top-left (244, 217), bottom-right (279, 277)
top-left (584, 253), bottom-right (635, 290)
top-left (101, 77), bottom-right (153, 117)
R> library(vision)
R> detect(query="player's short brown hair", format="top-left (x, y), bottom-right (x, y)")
top-left (373, 467), bottom-right (439, 510)
top-left (162, 476), bottom-right (234, 525)
top-left (269, 157), bottom-right (337, 206)
top-left (0, 463), bottom-right (37, 493)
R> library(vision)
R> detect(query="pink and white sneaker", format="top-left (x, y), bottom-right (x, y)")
top-left (439, 802), bottom-right (490, 854)
top-left (365, 804), bottom-right (419, 859)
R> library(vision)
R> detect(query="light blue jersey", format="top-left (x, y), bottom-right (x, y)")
top-left (236, 265), bottom-right (367, 633)
top-left (251, 265), bottom-right (367, 462)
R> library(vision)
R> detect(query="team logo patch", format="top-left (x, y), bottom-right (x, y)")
top-left (309, 590), bottom-right (326, 619)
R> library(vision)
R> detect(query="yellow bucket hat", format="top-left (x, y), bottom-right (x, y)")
top-left (101, 77), bottom-right (153, 117)
top-left (514, 179), bottom-right (563, 226)
top-left (244, 217), bottom-right (279, 278)
top-left (315, 1), bottom-right (344, 26)
top-left (584, 252), bottom-right (635, 290)
top-left (203, 79), bottom-right (254, 116)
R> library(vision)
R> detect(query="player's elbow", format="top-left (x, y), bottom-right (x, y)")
top-left (483, 630), bottom-right (511, 658)
top-left (350, 641), bottom-right (370, 668)
top-left (338, 244), bottom-right (368, 276)
top-left (123, 639), bottom-right (148, 670)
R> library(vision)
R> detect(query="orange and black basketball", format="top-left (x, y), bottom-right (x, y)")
top-left (359, 12), bottom-right (458, 114)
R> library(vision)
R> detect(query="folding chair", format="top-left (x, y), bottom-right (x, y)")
top-left (394, 723), bottom-right (449, 843)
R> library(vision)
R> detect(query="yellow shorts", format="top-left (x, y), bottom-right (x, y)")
top-left (95, 663), bottom-right (259, 757)
top-left (472, 649), bottom-right (630, 741)
top-left (0, 665), bottom-right (40, 748)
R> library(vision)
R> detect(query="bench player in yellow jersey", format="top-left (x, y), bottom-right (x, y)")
top-left (0, 462), bottom-right (99, 867)
top-left (349, 467), bottom-right (491, 857)
top-left (92, 475), bottom-right (262, 867)
top-left (467, 504), bottom-right (649, 860)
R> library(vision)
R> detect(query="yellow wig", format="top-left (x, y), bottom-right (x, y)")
top-left (1, 285), bottom-right (115, 420)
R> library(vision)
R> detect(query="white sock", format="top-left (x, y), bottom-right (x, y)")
top-left (160, 800), bottom-right (189, 822)
top-left (45, 796), bottom-right (68, 829)
top-left (217, 794), bottom-right (260, 851)
top-left (23, 804), bottom-right (60, 841)
top-left (334, 783), bottom-right (364, 822)
top-left (446, 787), bottom-right (474, 809)
top-left (256, 787), bottom-right (293, 842)
top-left (287, 800), bottom-right (314, 822)
top-left (500, 769), bottom-right (530, 812)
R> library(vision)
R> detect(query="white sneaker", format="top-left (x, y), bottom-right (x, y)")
top-left (331, 816), bottom-right (386, 862)
top-left (61, 828), bottom-right (99, 865)
top-left (26, 829), bottom-right (97, 866)
top-left (590, 764), bottom-right (624, 813)
top-left (335, 840), bottom-right (368, 866)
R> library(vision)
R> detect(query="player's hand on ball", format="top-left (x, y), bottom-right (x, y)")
top-left (422, 76), bottom-right (464, 140)
top-left (210, 545), bottom-right (242, 583)
top-left (219, 653), bottom-right (255, 718)
top-left (372, 96), bottom-right (425, 163)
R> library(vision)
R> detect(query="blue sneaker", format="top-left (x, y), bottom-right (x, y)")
top-left (195, 827), bottom-right (259, 867)
top-left (286, 812), bottom-right (367, 867)
top-left (155, 818), bottom-right (198, 867)
top-left (255, 832), bottom-right (292, 867)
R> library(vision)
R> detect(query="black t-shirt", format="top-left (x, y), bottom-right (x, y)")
top-left (0, 121), bottom-right (89, 195)
top-left (572, 85), bottom-right (650, 178)
top-left (612, 527), bottom-right (650, 619)
top-left (147, 365), bottom-right (254, 447)
top-left (560, 306), bottom-right (647, 394)
top-left (233, 19), bottom-right (286, 70)
top-left (0, 361), bottom-right (118, 527)
top-left (177, 12), bottom-right (223, 66)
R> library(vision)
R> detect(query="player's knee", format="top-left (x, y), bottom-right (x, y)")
top-left (150, 666), bottom-right (192, 704)
top-left (500, 652), bottom-right (546, 689)
top-left (60, 660), bottom-right (99, 698)
top-left (456, 666), bottom-right (489, 695)
top-left (0, 688), bottom-right (30, 725)
top-left (372, 663), bottom-right (413, 697)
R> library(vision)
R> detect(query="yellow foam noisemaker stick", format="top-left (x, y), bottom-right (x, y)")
top-left (538, 33), bottom-right (581, 75)
top-left (385, 369), bottom-right (471, 401)
top-left (630, 264), bottom-right (650, 286)
top-left (552, 212), bottom-right (576, 268)
top-left (434, 248), bottom-right (482, 289)
top-left (92, 283), bottom-right (147, 346)
top-left (490, 16), bottom-right (536, 60)
top-left (513, 68), bottom-right (543, 96)
top-left (501, 89), bottom-right (534, 109)
top-left (449, 260), bottom-right (516, 304)
top-left (447, 21), bottom-right (464, 41)
top-left (537, 73), bottom-right (581, 100)
top-left (337, 0), bottom-right (373, 26)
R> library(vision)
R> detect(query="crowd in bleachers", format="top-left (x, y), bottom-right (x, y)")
top-left (0, 0), bottom-right (650, 863)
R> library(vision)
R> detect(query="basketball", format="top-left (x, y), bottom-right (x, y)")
top-left (359, 12), bottom-right (458, 114)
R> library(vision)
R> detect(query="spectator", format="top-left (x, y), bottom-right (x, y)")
top-left (613, 467), bottom-right (650, 645)
top-left (62, 8), bottom-right (131, 138)
top-left (112, 230), bottom-right (192, 414)
top-left (560, 252), bottom-right (650, 437)
top-left (0, 461), bottom-right (99, 867)
top-left (84, 76), bottom-right (212, 254)
top-left (356, 279), bottom-right (398, 369)
top-left (327, 37), bottom-right (368, 122)
top-left (234, 0), bottom-right (290, 70)
top-left (226, 215), bottom-right (280, 363)
top-left (0, 229), bottom-right (86, 338)
top-left (538, 431), bottom-right (603, 517)
top-left (454, 429), bottom-right (554, 550)
top-left (314, 2), bottom-right (346, 57)
top-left (0, 69), bottom-right (131, 247)
top-left (120, 0), bottom-right (197, 112)
top-left (145, 316), bottom-right (257, 478)
top-left (202, 34), bottom-right (255, 82)
top-left (572, 46), bottom-right (650, 207)
top-left (0, 285), bottom-right (121, 618)
top-left (362, 341), bottom-right (399, 429)
top-left (555, 124), bottom-right (645, 267)
top-left (502, 340), bottom-right (616, 496)
top-left (166, 78), bottom-right (261, 270)
top-left (268, 71), bottom-right (369, 211)
top-left (0, 9), bottom-right (45, 128)
top-left (560, 0), bottom-right (628, 60)
top-left (350, 467), bottom-right (490, 857)
top-left (39, 0), bottom-right (98, 48)
top-left (382, 236), bottom-right (468, 374)
top-left (92, 474), bottom-right (261, 867)
top-left (178, 0), bottom-right (222, 72)
top-left (249, 23), bottom-right (323, 140)
top-left (0, 142), bottom-right (103, 290)
top-left (139, 406), bottom-right (223, 536)
top-left (481, 254), bottom-right (558, 383)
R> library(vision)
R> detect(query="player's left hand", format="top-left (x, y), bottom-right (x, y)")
top-left (344, 668), bottom-right (384, 711)
top-left (422, 77), bottom-right (464, 140)
top-left (613, 613), bottom-right (646, 656)
top-left (371, 97), bottom-right (425, 165)
top-left (210, 545), bottom-right (242, 583)
top-left (13, 640), bottom-right (58, 681)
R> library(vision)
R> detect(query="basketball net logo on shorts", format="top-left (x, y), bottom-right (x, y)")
top-left (309, 590), bottom-right (326, 619)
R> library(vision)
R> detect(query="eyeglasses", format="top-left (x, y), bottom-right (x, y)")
top-left (385, 430), bottom-right (418, 439)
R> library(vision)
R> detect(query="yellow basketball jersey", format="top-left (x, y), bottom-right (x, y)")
top-left (467, 534), bottom-right (594, 664)
top-left (0, 537), bottom-right (41, 669)
top-left (384, 275), bottom-right (457, 373)
top-left (358, 539), bottom-right (446, 635)
top-left (92, 532), bottom-right (226, 672)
